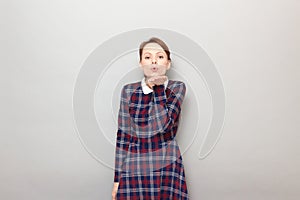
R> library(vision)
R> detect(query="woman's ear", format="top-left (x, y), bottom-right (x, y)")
top-left (166, 61), bottom-right (171, 70)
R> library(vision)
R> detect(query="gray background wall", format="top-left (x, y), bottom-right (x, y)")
top-left (1, 0), bottom-right (299, 199)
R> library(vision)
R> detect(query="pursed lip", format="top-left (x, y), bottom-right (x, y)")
top-left (151, 65), bottom-right (158, 72)
top-left (151, 68), bottom-right (158, 72)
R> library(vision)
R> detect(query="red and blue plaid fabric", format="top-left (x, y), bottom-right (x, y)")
top-left (114, 80), bottom-right (189, 199)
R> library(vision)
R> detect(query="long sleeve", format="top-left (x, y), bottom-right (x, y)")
top-left (114, 85), bottom-right (131, 183)
top-left (150, 81), bottom-right (186, 133)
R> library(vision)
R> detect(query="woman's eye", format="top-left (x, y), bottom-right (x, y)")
top-left (145, 56), bottom-right (150, 59)
top-left (158, 56), bottom-right (164, 59)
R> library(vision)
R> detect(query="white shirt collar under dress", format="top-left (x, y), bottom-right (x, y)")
top-left (141, 77), bottom-right (169, 94)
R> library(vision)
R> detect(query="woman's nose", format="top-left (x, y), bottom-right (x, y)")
top-left (152, 59), bottom-right (157, 64)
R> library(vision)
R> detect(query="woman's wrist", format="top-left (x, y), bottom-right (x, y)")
top-left (146, 79), bottom-right (154, 89)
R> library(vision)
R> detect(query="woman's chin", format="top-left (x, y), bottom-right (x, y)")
top-left (145, 74), bottom-right (157, 78)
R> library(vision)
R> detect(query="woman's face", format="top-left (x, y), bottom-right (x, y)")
top-left (139, 42), bottom-right (170, 78)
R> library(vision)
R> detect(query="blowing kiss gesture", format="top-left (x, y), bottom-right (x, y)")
top-left (145, 75), bottom-right (168, 89)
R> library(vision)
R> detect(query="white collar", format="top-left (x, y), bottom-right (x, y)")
top-left (141, 77), bottom-right (169, 94)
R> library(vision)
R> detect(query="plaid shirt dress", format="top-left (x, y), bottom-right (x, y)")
top-left (114, 78), bottom-right (189, 200)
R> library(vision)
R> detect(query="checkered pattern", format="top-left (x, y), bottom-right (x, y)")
top-left (114, 80), bottom-right (189, 199)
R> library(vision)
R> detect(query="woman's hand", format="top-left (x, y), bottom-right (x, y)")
top-left (112, 182), bottom-right (119, 200)
top-left (147, 75), bottom-right (167, 89)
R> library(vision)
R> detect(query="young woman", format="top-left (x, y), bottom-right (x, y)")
top-left (112, 37), bottom-right (189, 200)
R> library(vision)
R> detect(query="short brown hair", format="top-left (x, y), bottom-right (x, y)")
top-left (139, 37), bottom-right (171, 61)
